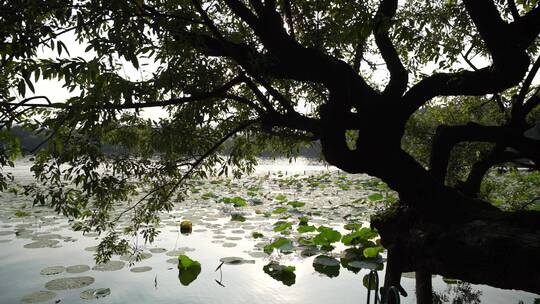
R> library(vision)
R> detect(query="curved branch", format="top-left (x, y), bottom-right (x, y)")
top-left (511, 5), bottom-right (540, 48)
top-left (512, 54), bottom-right (540, 124)
top-left (373, 0), bottom-right (408, 97)
top-left (430, 123), bottom-right (540, 182)
top-left (508, 0), bottom-right (521, 21)
top-left (401, 64), bottom-right (529, 118)
top-left (221, 0), bottom-right (380, 104)
top-left (401, 0), bottom-right (535, 118)
top-left (459, 148), bottom-right (517, 196)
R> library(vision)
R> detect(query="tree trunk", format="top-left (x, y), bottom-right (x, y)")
top-left (320, 130), bottom-right (540, 295)
top-left (416, 271), bottom-right (433, 304)
top-left (373, 206), bottom-right (540, 295)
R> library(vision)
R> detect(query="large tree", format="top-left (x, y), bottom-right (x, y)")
top-left (1, 0), bottom-right (540, 302)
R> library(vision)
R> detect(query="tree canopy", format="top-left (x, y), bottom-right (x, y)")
top-left (1, 0), bottom-right (540, 298)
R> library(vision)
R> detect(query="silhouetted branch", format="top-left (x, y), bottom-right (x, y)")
top-left (373, 0), bottom-right (408, 97)
top-left (508, 0), bottom-right (520, 21)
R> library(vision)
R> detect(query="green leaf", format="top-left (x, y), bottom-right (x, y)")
top-left (368, 193), bottom-right (384, 201)
top-left (298, 216), bottom-right (309, 226)
top-left (219, 196), bottom-right (247, 207)
top-left (297, 225), bottom-right (317, 233)
top-left (287, 201), bottom-right (305, 208)
top-left (231, 214), bottom-right (246, 222)
top-left (341, 227), bottom-right (379, 246)
top-left (177, 255), bottom-right (201, 286)
top-left (252, 231), bottom-right (264, 239)
top-left (313, 226), bottom-right (342, 247)
top-left (363, 246), bottom-right (384, 258)
top-left (263, 238), bottom-right (293, 254)
top-left (275, 194), bottom-right (287, 201)
top-left (273, 222), bottom-right (293, 232)
top-left (343, 223), bottom-right (361, 231)
top-left (313, 255), bottom-right (340, 278)
top-left (273, 207), bottom-right (287, 214)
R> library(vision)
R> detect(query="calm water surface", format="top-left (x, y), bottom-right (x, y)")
top-left (0, 159), bottom-right (537, 303)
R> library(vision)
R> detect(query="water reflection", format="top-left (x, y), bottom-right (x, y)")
top-left (0, 163), bottom-right (538, 303)
top-left (433, 282), bottom-right (482, 304)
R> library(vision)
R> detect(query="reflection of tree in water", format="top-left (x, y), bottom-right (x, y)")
top-left (433, 282), bottom-right (482, 304)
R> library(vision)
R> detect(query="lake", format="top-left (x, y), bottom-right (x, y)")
top-left (0, 159), bottom-right (537, 303)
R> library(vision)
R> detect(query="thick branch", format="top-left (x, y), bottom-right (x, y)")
top-left (373, 0), bottom-right (408, 97)
top-left (221, 0), bottom-right (380, 105)
top-left (460, 148), bottom-right (516, 196)
top-left (512, 54), bottom-right (540, 124)
top-left (522, 93), bottom-right (540, 117)
top-left (401, 64), bottom-right (529, 118)
top-left (401, 0), bottom-right (533, 118)
top-left (508, 0), bottom-right (521, 21)
top-left (430, 123), bottom-right (540, 182)
top-left (511, 5), bottom-right (540, 48)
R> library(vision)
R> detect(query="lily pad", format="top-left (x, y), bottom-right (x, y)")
top-left (248, 251), bottom-right (269, 258)
top-left (148, 247), bottom-right (167, 254)
top-left (20, 291), bottom-right (57, 303)
top-left (66, 265), bottom-right (90, 274)
top-left (219, 196), bottom-right (248, 207)
top-left (288, 201), bottom-right (305, 208)
top-left (222, 242), bottom-right (237, 247)
top-left (45, 276), bottom-right (95, 290)
top-left (120, 252), bottom-right (152, 262)
top-left (263, 262), bottom-right (296, 286)
top-left (80, 288), bottom-right (111, 299)
top-left (92, 260), bottom-right (125, 271)
top-left (219, 257), bottom-right (255, 265)
top-left (231, 214), bottom-right (246, 222)
top-left (368, 193), bottom-right (384, 202)
top-left (130, 266), bottom-right (152, 273)
top-left (225, 236), bottom-right (242, 241)
top-left (263, 238), bottom-right (294, 254)
top-left (84, 246), bottom-right (98, 252)
top-left (24, 240), bottom-right (60, 249)
top-left (40, 266), bottom-right (65, 275)
top-left (32, 234), bottom-right (62, 241)
top-left (313, 255), bottom-right (340, 278)
top-left (300, 247), bottom-right (320, 257)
